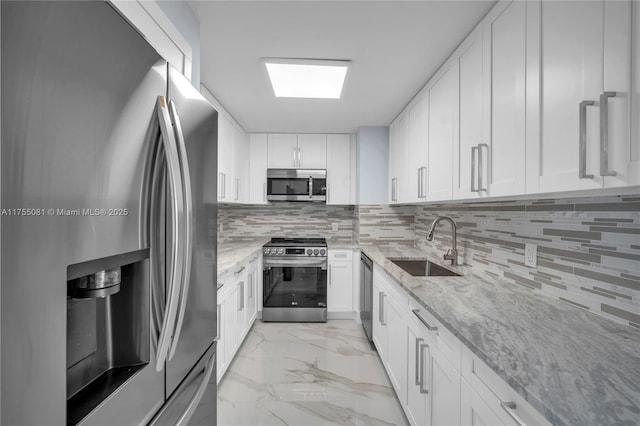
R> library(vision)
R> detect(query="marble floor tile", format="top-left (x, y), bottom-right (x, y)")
top-left (217, 320), bottom-right (409, 426)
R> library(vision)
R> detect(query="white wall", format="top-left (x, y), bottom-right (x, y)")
top-left (155, 0), bottom-right (200, 88)
top-left (356, 126), bottom-right (389, 204)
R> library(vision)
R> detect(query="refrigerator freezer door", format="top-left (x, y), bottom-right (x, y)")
top-left (165, 65), bottom-right (218, 397)
top-left (1, 2), bottom-right (165, 424)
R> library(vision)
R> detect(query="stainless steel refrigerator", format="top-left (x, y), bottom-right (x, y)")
top-left (1, 2), bottom-right (218, 425)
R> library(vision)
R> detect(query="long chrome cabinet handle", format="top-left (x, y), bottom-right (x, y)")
top-left (167, 100), bottom-right (194, 360)
top-left (471, 146), bottom-right (479, 192)
top-left (478, 143), bottom-right (489, 191)
top-left (421, 167), bottom-right (427, 198)
top-left (579, 100), bottom-right (595, 179)
top-left (500, 402), bottom-right (526, 426)
top-left (419, 343), bottom-right (429, 394)
top-left (175, 352), bottom-right (216, 426)
top-left (599, 91), bottom-right (617, 177)
top-left (248, 273), bottom-right (253, 298)
top-left (238, 282), bottom-right (244, 311)
top-left (380, 293), bottom-right (387, 325)
top-left (417, 168), bottom-right (422, 198)
top-left (292, 146), bottom-right (296, 167)
top-left (263, 182), bottom-right (267, 202)
top-left (155, 96), bottom-right (185, 371)
top-left (415, 337), bottom-right (424, 385)
top-left (412, 309), bottom-right (438, 331)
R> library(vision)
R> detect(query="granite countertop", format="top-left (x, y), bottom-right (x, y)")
top-left (361, 244), bottom-right (640, 426)
top-left (217, 237), bottom-right (269, 279)
top-left (326, 239), bottom-right (360, 250)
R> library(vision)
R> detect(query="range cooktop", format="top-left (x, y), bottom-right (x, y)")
top-left (264, 238), bottom-right (327, 247)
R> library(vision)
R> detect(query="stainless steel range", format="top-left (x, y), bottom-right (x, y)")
top-left (262, 238), bottom-right (328, 322)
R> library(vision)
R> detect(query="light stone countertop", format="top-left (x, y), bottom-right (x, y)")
top-left (217, 237), bottom-right (269, 279)
top-left (326, 239), bottom-right (360, 250)
top-left (360, 244), bottom-right (640, 426)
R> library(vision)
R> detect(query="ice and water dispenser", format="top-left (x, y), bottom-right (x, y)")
top-left (66, 249), bottom-right (150, 425)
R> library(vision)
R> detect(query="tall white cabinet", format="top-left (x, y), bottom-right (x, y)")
top-left (249, 133), bottom-right (268, 204)
top-left (326, 134), bottom-right (352, 205)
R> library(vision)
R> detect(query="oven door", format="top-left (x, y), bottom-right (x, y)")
top-left (263, 257), bottom-right (327, 309)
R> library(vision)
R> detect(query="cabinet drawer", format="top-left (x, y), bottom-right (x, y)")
top-left (408, 298), bottom-right (461, 372)
top-left (328, 249), bottom-right (352, 261)
top-left (462, 347), bottom-right (551, 426)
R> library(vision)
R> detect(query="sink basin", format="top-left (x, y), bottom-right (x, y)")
top-left (389, 259), bottom-right (460, 277)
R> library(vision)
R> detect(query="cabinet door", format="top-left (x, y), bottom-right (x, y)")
top-left (327, 261), bottom-right (353, 312)
top-left (298, 134), bottom-right (327, 168)
top-left (218, 114), bottom-right (234, 201)
top-left (484, 0), bottom-right (526, 197)
top-left (632, 2), bottom-right (640, 184)
top-left (455, 26), bottom-right (486, 199)
top-left (388, 119), bottom-right (399, 203)
top-left (461, 381), bottom-right (507, 426)
top-left (536, 1), bottom-right (632, 192)
top-left (407, 93), bottom-right (429, 202)
top-left (267, 133), bottom-right (298, 168)
top-left (372, 279), bottom-right (387, 361)
top-left (426, 62), bottom-right (457, 201)
top-left (430, 346), bottom-right (461, 426)
top-left (385, 295), bottom-right (407, 405)
top-left (326, 134), bottom-right (352, 204)
top-left (232, 124), bottom-right (247, 202)
top-left (216, 290), bottom-right (227, 383)
top-left (406, 320), bottom-right (429, 426)
top-left (223, 283), bottom-right (238, 364)
top-left (249, 134), bottom-right (268, 204)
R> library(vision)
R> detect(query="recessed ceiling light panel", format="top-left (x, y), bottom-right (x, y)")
top-left (263, 58), bottom-right (350, 99)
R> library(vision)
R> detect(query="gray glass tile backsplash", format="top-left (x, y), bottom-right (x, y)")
top-left (219, 195), bottom-right (639, 326)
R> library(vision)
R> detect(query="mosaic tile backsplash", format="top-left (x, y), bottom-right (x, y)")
top-left (219, 195), bottom-right (639, 327)
top-left (218, 203), bottom-right (355, 243)
top-left (414, 195), bottom-right (640, 328)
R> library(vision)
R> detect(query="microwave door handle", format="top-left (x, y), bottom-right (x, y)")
top-left (167, 101), bottom-right (193, 360)
top-left (309, 176), bottom-right (313, 199)
top-left (155, 96), bottom-right (185, 371)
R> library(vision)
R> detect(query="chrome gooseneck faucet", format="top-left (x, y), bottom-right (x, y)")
top-left (426, 216), bottom-right (458, 266)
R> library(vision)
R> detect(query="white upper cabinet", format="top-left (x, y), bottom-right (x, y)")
top-left (633, 3), bottom-right (640, 184)
top-left (454, 26), bottom-right (486, 200)
top-left (483, 0), bottom-right (527, 197)
top-left (326, 134), bottom-right (352, 205)
top-left (267, 133), bottom-right (298, 169)
top-left (217, 114), bottom-right (235, 202)
top-left (389, 113), bottom-right (409, 204)
top-left (407, 92), bottom-right (429, 202)
top-left (533, 0), bottom-right (635, 192)
top-left (267, 133), bottom-right (327, 169)
top-left (298, 134), bottom-right (327, 169)
top-left (249, 133), bottom-right (268, 204)
top-left (425, 61), bottom-right (458, 202)
top-left (232, 123), bottom-right (248, 203)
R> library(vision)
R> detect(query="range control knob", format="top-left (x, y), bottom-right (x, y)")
top-left (319, 249), bottom-right (326, 256)
top-left (264, 248), bottom-right (271, 255)
top-left (307, 249), bottom-right (312, 256)
top-left (313, 249), bottom-right (319, 256)
top-left (277, 248), bottom-right (284, 255)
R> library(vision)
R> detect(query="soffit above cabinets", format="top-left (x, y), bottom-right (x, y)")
top-left (190, 0), bottom-right (496, 134)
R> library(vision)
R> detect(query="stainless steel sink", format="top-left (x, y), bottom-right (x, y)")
top-left (389, 259), bottom-right (460, 277)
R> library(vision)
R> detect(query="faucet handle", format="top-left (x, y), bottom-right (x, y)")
top-left (443, 249), bottom-right (458, 266)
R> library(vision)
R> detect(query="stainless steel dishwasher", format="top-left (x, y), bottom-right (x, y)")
top-left (360, 253), bottom-right (373, 341)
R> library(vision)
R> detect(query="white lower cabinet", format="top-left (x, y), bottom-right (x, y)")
top-left (327, 250), bottom-right (354, 313)
top-left (216, 251), bottom-right (260, 383)
top-left (370, 260), bottom-right (549, 426)
top-left (372, 266), bottom-right (408, 405)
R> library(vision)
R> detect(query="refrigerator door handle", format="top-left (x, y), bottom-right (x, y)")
top-left (175, 352), bottom-right (216, 426)
top-left (167, 101), bottom-right (194, 360)
top-left (155, 96), bottom-right (186, 371)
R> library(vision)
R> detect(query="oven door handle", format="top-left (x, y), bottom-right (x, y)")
top-left (263, 258), bottom-right (328, 268)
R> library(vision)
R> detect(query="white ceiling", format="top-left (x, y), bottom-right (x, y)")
top-left (190, 1), bottom-right (496, 134)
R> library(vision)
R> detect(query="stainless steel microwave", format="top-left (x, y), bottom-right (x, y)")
top-left (266, 169), bottom-right (327, 202)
